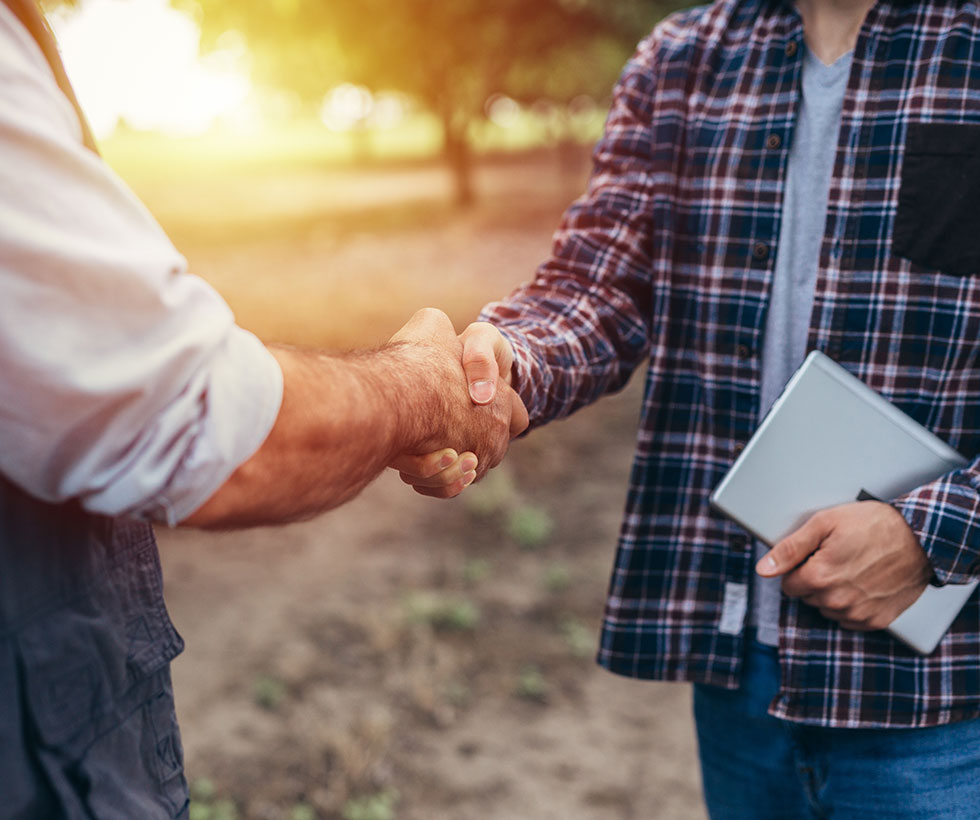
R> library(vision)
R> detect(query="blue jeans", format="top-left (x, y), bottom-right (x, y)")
top-left (693, 635), bottom-right (980, 820)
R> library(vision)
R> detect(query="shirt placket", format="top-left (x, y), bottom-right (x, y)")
top-left (777, 6), bottom-right (895, 724)
top-left (718, 19), bottom-right (804, 652)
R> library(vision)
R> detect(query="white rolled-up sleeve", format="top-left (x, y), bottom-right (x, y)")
top-left (0, 8), bottom-right (283, 524)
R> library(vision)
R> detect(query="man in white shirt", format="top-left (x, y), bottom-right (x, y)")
top-left (0, 2), bottom-right (526, 816)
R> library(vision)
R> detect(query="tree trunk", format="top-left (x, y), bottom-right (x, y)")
top-left (441, 109), bottom-right (474, 208)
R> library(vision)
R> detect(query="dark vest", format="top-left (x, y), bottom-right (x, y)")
top-left (0, 2), bottom-right (189, 817)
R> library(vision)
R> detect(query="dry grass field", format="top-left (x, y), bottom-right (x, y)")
top-left (112, 138), bottom-right (709, 820)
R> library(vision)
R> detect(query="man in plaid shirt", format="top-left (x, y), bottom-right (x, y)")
top-left (400, 0), bottom-right (980, 815)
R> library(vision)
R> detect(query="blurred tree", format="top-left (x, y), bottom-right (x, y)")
top-left (183, 0), bottom-right (688, 205)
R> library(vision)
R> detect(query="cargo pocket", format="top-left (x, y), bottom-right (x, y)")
top-left (68, 673), bottom-right (189, 819)
top-left (893, 123), bottom-right (980, 276)
top-left (16, 538), bottom-right (188, 818)
top-left (20, 647), bottom-right (189, 820)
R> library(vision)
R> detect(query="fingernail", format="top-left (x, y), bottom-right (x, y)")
top-left (460, 455), bottom-right (478, 473)
top-left (469, 380), bottom-right (495, 404)
top-left (462, 471), bottom-right (477, 487)
top-left (439, 452), bottom-right (456, 469)
top-left (756, 555), bottom-right (777, 575)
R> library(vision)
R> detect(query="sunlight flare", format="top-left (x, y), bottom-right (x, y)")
top-left (50, 0), bottom-right (253, 138)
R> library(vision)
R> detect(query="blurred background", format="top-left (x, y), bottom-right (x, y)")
top-left (46, 0), bottom-right (707, 817)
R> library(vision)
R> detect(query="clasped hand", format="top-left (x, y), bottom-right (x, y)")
top-left (756, 500), bottom-right (933, 631)
top-left (387, 309), bottom-right (525, 497)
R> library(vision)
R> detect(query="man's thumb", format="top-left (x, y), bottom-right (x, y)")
top-left (462, 340), bottom-right (499, 405)
top-left (756, 513), bottom-right (829, 577)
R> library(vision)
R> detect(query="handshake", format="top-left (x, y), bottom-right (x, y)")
top-left (386, 307), bottom-right (528, 498)
top-left (183, 306), bottom-right (525, 528)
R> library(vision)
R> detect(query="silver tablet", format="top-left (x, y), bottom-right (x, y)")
top-left (710, 350), bottom-right (977, 655)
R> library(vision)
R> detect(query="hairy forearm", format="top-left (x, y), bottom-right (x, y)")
top-left (182, 343), bottom-right (437, 528)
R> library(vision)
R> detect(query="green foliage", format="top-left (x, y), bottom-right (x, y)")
top-left (342, 789), bottom-right (399, 820)
top-left (462, 557), bottom-right (494, 585)
top-left (289, 804), bottom-right (316, 820)
top-left (515, 664), bottom-right (549, 702)
top-left (184, 0), bottom-right (692, 201)
top-left (462, 469), bottom-right (517, 517)
top-left (252, 675), bottom-right (288, 710)
top-left (192, 0), bottom-right (610, 102)
top-left (542, 563), bottom-right (572, 593)
top-left (404, 592), bottom-right (481, 632)
top-left (507, 504), bottom-right (555, 550)
top-left (190, 778), bottom-right (217, 803)
top-left (188, 777), bottom-right (239, 820)
top-left (559, 616), bottom-right (595, 659)
top-left (189, 798), bottom-right (238, 820)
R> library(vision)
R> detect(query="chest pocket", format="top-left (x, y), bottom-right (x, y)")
top-left (893, 123), bottom-right (980, 276)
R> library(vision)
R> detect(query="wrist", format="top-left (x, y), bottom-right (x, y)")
top-left (378, 341), bottom-right (450, 457)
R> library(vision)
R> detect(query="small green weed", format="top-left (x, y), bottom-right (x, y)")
top-left (190, 778), bottom-right (216, 803)
top-left (404, 592), bottom-right (480, 632)
top-left (289, 803), bottom-right (316, 820)
top-left (188, 778), bottom-right (238, 820)
top-left (461, 469), bottom-right (516, 516)
top-left (542, 563), bottom-right (571, 593)
top-left (342, 788), bottom-right (398, 820)
top-left (462, 558), bottom-right (493, 585)
top-left (506, 505), bottom-right (554, 550)
top-left (559, 617), bottom-right (594, 659)
top-left (188, 798), bottom-right (238, 820)
top-left (515, 664), bottom-right (549, 702)
top-left (252, 675), bottom-right (287, 711)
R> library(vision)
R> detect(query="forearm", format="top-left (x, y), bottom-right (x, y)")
top-left (476, 50), bottom-right (661, 427)
top-left (182, 343), bottom-right (435, 528)
top-left (481, 274), bottom-right (651, 429)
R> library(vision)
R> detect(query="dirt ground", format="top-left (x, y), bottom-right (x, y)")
top-left (135, 146), bottom-right (709, 820)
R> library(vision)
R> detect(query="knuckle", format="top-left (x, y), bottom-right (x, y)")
top-left (822, 590), bottom-right (850, 611)
top-left (808, 510), bottom-right (834, 533)
top-left (462, 348), bottom-right (494, 370)
top-left (416, 306), bottom-right (443, 322)
top-left (470, 320), bottom-right (496, 336)
top-left (775, 537), bottom-right (803, 563)
top-left (427, 453), bottom-right (454, 479)
top-left (805, 564), bottom-right (833, 590)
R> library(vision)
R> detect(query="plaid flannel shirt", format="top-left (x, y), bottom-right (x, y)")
top-left (481, 0), bottom-right (980, 728)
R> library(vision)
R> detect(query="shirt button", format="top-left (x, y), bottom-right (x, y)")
top-left (736, 344), bottom-right (751, 359)
top-left (731, 534), bottom-right (750, 550)
top-left (753, 242), bottom-right (770, 260)
top-left (785, 40), bottom-right (798, 57)
top-left (733, 441), bottom-right (745, 458)
top-left (766, 133), bottom-right (782, 149)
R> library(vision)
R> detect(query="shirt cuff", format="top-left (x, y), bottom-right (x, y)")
top-left (893, 468), bottom-right (980, 586)
top-left (479, 313), bottom-right (552, 428)
top-left (142, 327), bottom-right (283, 526)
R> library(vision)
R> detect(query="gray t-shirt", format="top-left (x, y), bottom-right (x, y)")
top-left (752, 46), bottom-right (853, 646)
